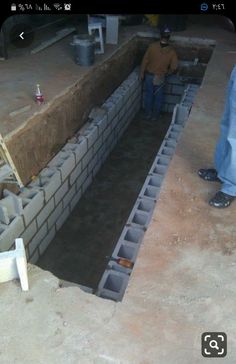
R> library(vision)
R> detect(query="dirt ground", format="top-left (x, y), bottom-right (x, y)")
top-left (37, 111), bottom-right (172, 288)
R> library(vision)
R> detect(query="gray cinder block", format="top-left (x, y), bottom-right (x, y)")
top-left (112, 242), bottom-right (140, 262)
top-left (0, 216), bottom-right (24, 252)
top-left (81, 124), bottom-right (99, 149)
top-left (97, 269), bottom-right (130, 302)
top-left (20, 189), bottom-right (45, 226)
top-left (56, 206), bottom-right (70, 231)
top-left (54, 180), bottom-right (69, 207)
top-left (63, 184), bottom-right (76, 210)
top-left (36, 197), bottom-right (55, 228)
top-left (33, 167), bottom-right (62, 202)
top-left (47, 202), bottom-right (63, 230)
top-left (48, 151), bottom-right (75, 182)
top-left (63, 139), bottom-right (87, 165)
top-left (81, 148), bottom-right (93, 170)
top-left (70, 188), bottom-right (82, 212)
top-left (28, 222), bottom-right (47, 256)
top-left (39, 226), bottom-right (56, 256)
top-left (70, 162), bottom-right (82, 186)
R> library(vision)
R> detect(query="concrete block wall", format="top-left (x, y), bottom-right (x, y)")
top-left (97, 83), bottom-right (200, 302)
top-left (0, 68), bottom-right (142, 264)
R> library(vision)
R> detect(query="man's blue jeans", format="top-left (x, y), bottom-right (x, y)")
top-left (214, 65), bottom-right (236, 196)
top-left (144, 73), bottom-right (164, 118)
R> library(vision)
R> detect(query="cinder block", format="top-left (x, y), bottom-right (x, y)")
top-left (62, 140), bottom-right (87, 165)
top-left (0, 190), bottom-right (23, 225)
top-left (47, 202), bottom-right (63, 230)
top-left (54, 180), bottom-right (69, 206)
top-left (127, 207), bottom-right (151, 230)
top-left (48, 151), bottom-right (75, 182)
top-left (168, 131), bottom-right (180, 140)
top-left (81, 148), bottom-right (93, 170)
top-left (0, 216), bottom-right (24, 252)
top-left (102, 100), bottom-right (117, 122)
top-left (97, 269), bottom-right (129, 302)
top-left (148, 175), bottom-right (163, 188)
top-left (121, 226), bottom-right (144, 245)
top-left (39, 168), bottom-right (62, 201)
top-left (92, 159), bottom-right (102, 177)
top-left (165, 139), bottom-right (177, 149)
top-left (70, 189), bottom-right (82, 211)
top-left (28, 222), bottom-right (47, 256)
top-left (73, 137), bottom-right (88, 163)
top-left (82, 174), bottom-right (93, 193)
top-left (171, 124), bottom-right (183, 132)
top-left (56, 206), bottom-right (70, 231)
top-left (156, 155), bottom-right (171, 166)
top-left (102, 124), bottom-right (112, 143)
top-left (76, 168), bottom-right (88, 191)
top-left (88, 155), bottom-right (98, 174)
top-left (70, 162), bottom-right (82, 186)
top-left (29, 248), bottom-right (39, 264)
top-left (92, 135), bottom-right (103, 156)
top-left (93, 115), bottom-right (108, 135)
top-left (151, 164), bottom-right (168, 176)
top-left (172, 84), bottom-right (185, 95)
top-left (98, 144), bottom-right (106, 161)
top-left (137, 198), bottom-right (155, 213)
top-left (81, 124), bottom-right (99, 149)
top-left (21, 220), bottom-right (37, 246)
top-left (30, 167), bottom-right (61, 202)
top-left (139, 177), bottom-right (161, 200)
top-left (36, 197), bottom-right (55, 228)
top-left (175, 104), bottom-right (189, 125)
top-left (63, 184), bottom-right (76, 209)
top-left (39, 226), bottom-right (56, 256)
top-left (111, 115), bottom-right (119, 130)
top-left (112, 241), bottom-right (140, 263)
top-left (20, 189), bottom-right (45, 226)
top-left (160, 146), bottom-right (175, 157)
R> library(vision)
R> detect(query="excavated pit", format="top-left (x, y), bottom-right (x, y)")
top-left (35, 39), bottom-right (214, 299)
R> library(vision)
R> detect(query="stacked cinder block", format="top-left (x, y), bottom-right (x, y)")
top-left (0, 68), bottom-right (141, 263)
top-left (97, 82), bottom-right (198, 302)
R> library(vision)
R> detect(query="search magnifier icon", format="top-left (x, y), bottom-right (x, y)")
top-left (209, 340), bottom-right (219, 350)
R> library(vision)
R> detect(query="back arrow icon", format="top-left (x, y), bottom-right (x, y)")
top-left (20, 32), bottom-right (24, 40)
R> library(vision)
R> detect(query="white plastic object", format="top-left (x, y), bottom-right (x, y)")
top-left (0, 238), bottom-right (29, 291)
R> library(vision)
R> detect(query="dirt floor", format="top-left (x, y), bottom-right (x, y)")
top-left (1, 15), bottom-right (236, 364)
top-left (37, 111), bottom-right (172, 288)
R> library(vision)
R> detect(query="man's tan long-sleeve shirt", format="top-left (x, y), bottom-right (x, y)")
top-left (140, 42), bottom-right (178, 78)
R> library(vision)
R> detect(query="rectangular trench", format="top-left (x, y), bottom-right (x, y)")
top-left (0, 36), bottom-right (214, 301)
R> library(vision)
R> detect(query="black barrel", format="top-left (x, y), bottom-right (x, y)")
top-left (73, 34), bottom-right (95, 66)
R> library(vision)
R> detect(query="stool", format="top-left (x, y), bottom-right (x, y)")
top-left (88, 23), bottom-right (104, 54)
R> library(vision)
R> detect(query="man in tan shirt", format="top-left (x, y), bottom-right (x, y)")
top-left (140, 27), bottom-right (178, 121)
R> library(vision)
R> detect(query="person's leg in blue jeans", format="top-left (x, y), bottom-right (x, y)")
top-left (152, 83), bottom-right (165, 120)
top-left (198, 66), bottom-right (236, 207)
top-left (209, 65), bottom-right (236, 207)
top-left (144, 74), bottom-right (154, 119)
top-left (214, 66), bottom-right (236, 197)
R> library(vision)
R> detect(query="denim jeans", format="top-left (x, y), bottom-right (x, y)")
top-left (144, 73), bottom-right (164, 118)
top-left (214, 65), bottom-right (236, 196)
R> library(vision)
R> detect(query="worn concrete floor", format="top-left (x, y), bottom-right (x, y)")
top-left (1, 16), bottom-right (236, 364)
top-left (37, 112), bottom-right (172, 289)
